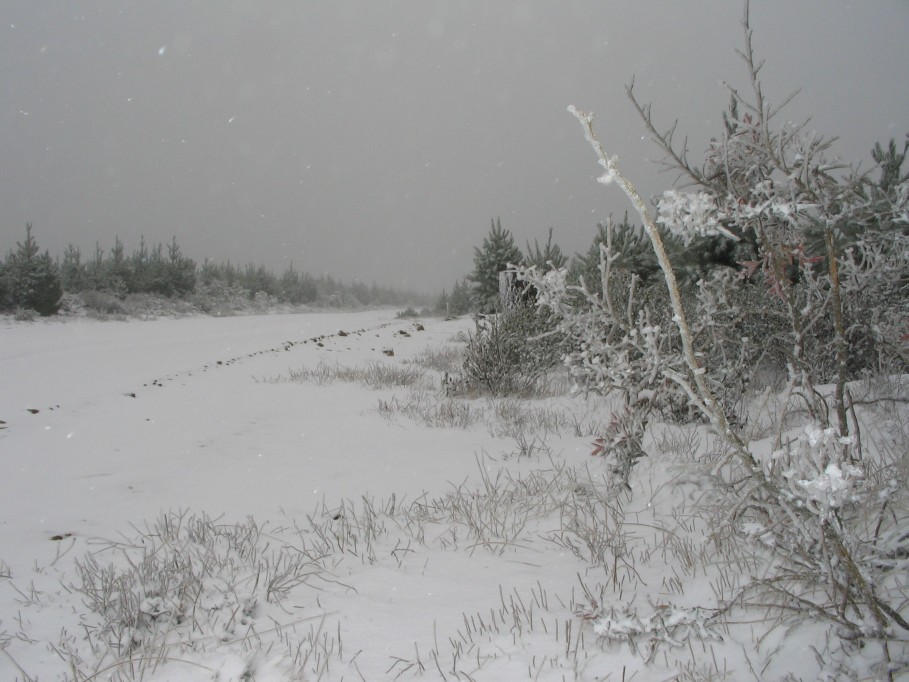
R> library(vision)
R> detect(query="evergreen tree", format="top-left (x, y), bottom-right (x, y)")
top-left (165, 236), bottom-right (196, 296)
top-left (128, 235), bottom-right (153, 293)
top-left (468, 218), bottom-right (523, 313)
top-left (449, 278), bottom-right (472, 315)
top-left (0, 260), bottom-right (7, 311)
top-left (278, 263), bottom-right (317, 304)
top-left (435, 288), bottom-right (450, 316)
top-left (147, 242), bottom-right (169, 294)
top-left (104, 236), bottom-right (130, 296)
top-left (242, 263), bottom-right (278, 298)
top-left (870, 135), bottom-right (909, 195)
top-left (61, 244), bottom-right (86, 292)
top-left (84, 241), bottom-right (106, 291)
top-left (570, 214), bottom-right (660, 288)
top-left (3, 223), bottom-right (63, 315)
top-left (524, 227), bottom-right (567, 270)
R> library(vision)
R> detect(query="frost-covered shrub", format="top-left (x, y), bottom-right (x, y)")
top-left (523, 236), bottom-right (674, 402)
top-left (120, 292), bottom-right (197, 319)
top-left (461, 305), bottom-right (562, 396)
top-left (835, 227), bottom-right (909, 374)
top-left (590, 405), bottom-right (649, 492)
top-left (13, 306), bottom-right (38, 322)
top-left (188, 279), bottom-right (249, 315)
top-left (530, 219), bottom-right (792, 422)
top-left (559, 6), bottom-right (909, 662)
top-left (81, 290), bottom-right (127, 317)
top-left (252, 289), bottom-right (278, 311)
top-left (654, 101), bottom-right (909, 385)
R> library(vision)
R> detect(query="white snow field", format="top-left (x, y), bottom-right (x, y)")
top-left (0, 311), bottom-right (902, 680)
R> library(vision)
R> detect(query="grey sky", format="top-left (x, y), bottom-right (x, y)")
top-left (2, 2), bottom-right (907, 293)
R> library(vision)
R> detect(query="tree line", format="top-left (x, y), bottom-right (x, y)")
top-left (0, 228), bottom-right (429, 317)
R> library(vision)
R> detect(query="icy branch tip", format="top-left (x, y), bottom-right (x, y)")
top-left (567, 105), bottom-right (591, 124)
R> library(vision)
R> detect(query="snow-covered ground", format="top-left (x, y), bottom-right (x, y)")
top-left (0, 311), bottom-right (903, 680)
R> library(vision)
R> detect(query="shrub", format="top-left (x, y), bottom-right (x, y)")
top-left (13, 306), bottom-right (38, 322)
top-left (461, 305), bottom-right (562, 396)
top-left (187, 279), bottom-right (249, 315)
top-left (80, 290), bottom-right (127, 317)
top-left (542, 7), bottom-right (909, 671)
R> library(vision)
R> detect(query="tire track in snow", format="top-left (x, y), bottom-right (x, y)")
top-left (133, 319), bottom-right (430, 395)
top-left (3, 318), bottom-right (431, 433)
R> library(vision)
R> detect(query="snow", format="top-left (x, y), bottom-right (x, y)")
top-left (797, 462), bottom-right (862, 497)
top-left (0, 311), bottom-right (902, 680)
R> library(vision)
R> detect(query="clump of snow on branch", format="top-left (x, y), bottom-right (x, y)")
top-left (656, 190), bottom-right (739, 244)
top-left (578, 602), bottom-right (723, 659)
top-left (776, 425), bottom-right (864, 523)
top-left (795, 461), bottom-right (863, 514)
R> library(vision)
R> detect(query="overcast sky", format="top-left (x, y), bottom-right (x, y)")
top-left (2, 2), bottom-right (907, 293)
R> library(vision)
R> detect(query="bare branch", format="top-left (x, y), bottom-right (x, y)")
top-left (626, 79), bottom-right (705, 188)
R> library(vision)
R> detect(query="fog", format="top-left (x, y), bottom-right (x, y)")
top-left (2, 2), bottom-right (907, 293)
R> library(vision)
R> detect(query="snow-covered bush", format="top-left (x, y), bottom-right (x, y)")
top-left (517, 218), bottom-right (776, 486)
top-left (80, 289), bottom-right (128, 318)
top-left (553, 4), bottom-right (909, 668)
top-left (461, 305), bottom-right (562, 396)
top-left (187, 278), bottom-right (249, 315)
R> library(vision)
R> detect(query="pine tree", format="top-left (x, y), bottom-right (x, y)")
top-left (524, 227), bottom-right (567, 270)
top-left (61, 244), bottom-right (86, 292)
top-left (468, 218), bottom-right (524, 313)
top-left (3, 223), bottom-right (63, 315)
top-left (84, 241), bottom-right (106, 290)
top-left (279, 263), bottom-right (317, 304)
top-left (104, 236), bottom-right (130, 296)
top-left (570, 214), bottom-right (660, 288)
top-left (449, 278), bottom-right (472, 315)
top-left (129, 235), bottom-right (152, 294)
top-left (870, 136), bottom-right (909, 194)
top-left (435, 288), bottom-right (450, 316)
top-left (0, 260), bottom-right (8, 311)
top-left (165, 236), bottom-right (196, 296)
top-left (147, 242), bottom-right (169, 294)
